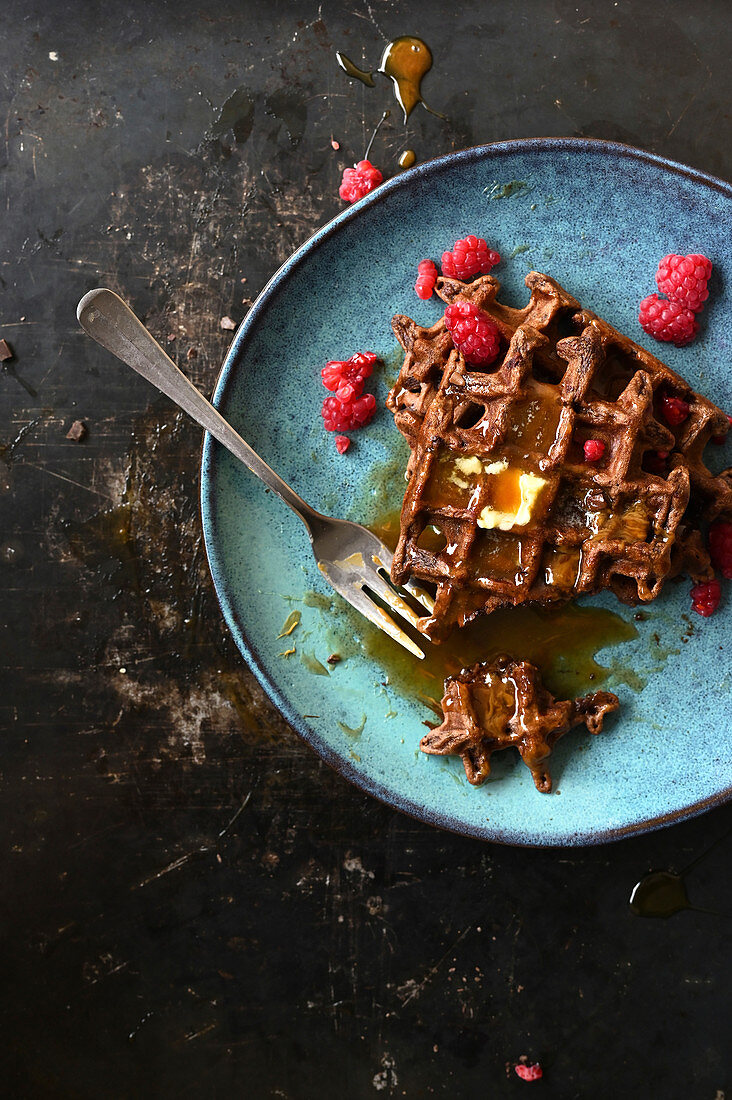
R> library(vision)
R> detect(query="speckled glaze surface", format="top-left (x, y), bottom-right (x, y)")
top-left (201, 138), bottom-right (732, 846)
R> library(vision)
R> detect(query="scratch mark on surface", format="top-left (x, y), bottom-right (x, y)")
top-left (398, 922), bottom-right (477, 1006)
top-left (133, 792), bottom-right (252, 889)
top-left (18, 460), bottom-right (117, 500)
top-left (184, 1022), bottom-right (217, 1043)
top-left (217, 790), bottom-right (252, 838)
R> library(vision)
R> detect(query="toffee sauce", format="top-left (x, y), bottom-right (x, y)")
top-left (337, 36), bottom-right (445, 123)
top-left (362, 508), bottom-right (637, 709)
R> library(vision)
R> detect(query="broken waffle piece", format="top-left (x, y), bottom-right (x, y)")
top-left (422, 656), bottom-right (619, 792)
top-left (388, 271), bottom-right (730, 640)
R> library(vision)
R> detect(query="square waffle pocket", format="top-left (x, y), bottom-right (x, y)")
top-left (389, 273), bottom-right (730, 641)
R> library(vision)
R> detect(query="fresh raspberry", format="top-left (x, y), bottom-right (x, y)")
top-left (321, 391), bottom-right (376, 432)
top-left (656, 253), bottom-right (712, 313)
top-left (415, 259), bottom-right (438, 300)
top-left (709, 520), bottom-right (732, 579)
top-left (712, 413), bottom-right (732, 445)
top-left (659, 393), bottom-right (690, 427)
top-left (444, 301), bottom-right (501, 367)
top-left (645, 450), bottom-right (669, 475)
top-left (690, 578), bottom-right (721, 617)
top-left (335, 434), bottom-right (350, 454)
top-left (639, 294), bottom-right (698, 346)
top-left (321, 352), bottom-right (377, 401)
top-left (583, 439), bottom-right (606, 462)
top-left (441, 236), bottom-right (501, 280)
top-left (514, 1063), bottom-right (543, 1082)
top-left (338, 159), bottom-right (383, 203)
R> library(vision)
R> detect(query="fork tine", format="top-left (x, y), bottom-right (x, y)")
top-left (362, 562), bottom-right (428, 633)
top-left (318, 561), bottom-right (426, 659)
top-left (365, 545), bottom-right (436, 614)
top-left (345, 586), bottom-right (426, 659)
top-left (399, 577), bottom-right (436, 614)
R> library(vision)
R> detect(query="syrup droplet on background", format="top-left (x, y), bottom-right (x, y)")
top-left (629, 871), bottom-right (690, 918)
top-left (398, 149), bottom-right (416, 169)
top-left (336, 36), bottom-right (445, 123)
top-left (335, 52), bottom-right (376, 87)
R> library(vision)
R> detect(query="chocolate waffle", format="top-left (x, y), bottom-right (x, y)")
top-left (389, 272), bottom-right (730, 639)
top-left (422, 656), bottom-right (618, 792)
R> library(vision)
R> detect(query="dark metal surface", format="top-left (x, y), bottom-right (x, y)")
top-left (1, 1), bottom-right (731, 1096)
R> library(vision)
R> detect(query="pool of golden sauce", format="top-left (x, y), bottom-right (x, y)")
top-left (503, 382), bottom-right (562, 451)
top-left (368, 509), bottom-right (637, 706)
top-left (485, 464), bottom-right (522, 514)
top-left (424, 450), bottom-right (479, 510)
top-left (424, 451), bottom-right (525, 516)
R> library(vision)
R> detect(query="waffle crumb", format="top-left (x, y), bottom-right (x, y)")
top-left (422, 655), bottom-right (618, 792)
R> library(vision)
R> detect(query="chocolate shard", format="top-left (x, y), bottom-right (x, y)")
top-left (66, 419), bottom-right (87, 442)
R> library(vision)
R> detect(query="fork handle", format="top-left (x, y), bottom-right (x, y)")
top-left (76, 289), bottom-right (325, 535)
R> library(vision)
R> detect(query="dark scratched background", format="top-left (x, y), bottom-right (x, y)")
top-left (1, 1), bottom-right (731, 1096)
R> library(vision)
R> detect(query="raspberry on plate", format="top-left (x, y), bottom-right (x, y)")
top-left (709, 520), bottom-right (732, 579)
top-left (321, 352), bottom-right (377, 401)
top-left (690, 578), bottom-right (721, 617)
top-left (415, 259), bottom-right (438, 300)
top-left (334, 434), bottom-right (351, 454)
top-left (638, 293), bottom-right (698, 346)
top-left (644, 450), bottom-right (669, 475)
top-left (338, 159), bottom-right (383, 203)
top-left (656, 253), bottom-right (712, 313)
top-left (583, 439), bottom-right (606, 462)
top-left (659, 393), bottom-right (690, 427)
top-left (322, 391), bottom-right (376, 432)
top-left (441, 235), bottom-right (501, 281)
top-left (444, 300), bottom-right (501, 367)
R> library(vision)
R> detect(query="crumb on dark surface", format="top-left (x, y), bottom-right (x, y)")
top-left (0, 338), bottom-right (13, 361)
top-left (65, 419), bottom-right (87, 441)
top-left (220, 315), bottom-right (237, 330)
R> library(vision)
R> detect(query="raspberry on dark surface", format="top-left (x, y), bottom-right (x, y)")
top-left (690, 578), bottom-right (721, 617)
top-left (659, 394), bottom-right (691, 427)
top-left (639, 293), bottom-right (698, 346)
top-left (444, 300), bottom-right (501, 367)
top-left (709, 520), bottom-right (732, 579)
top-left (583, 439), bottom-right (606, 462)
top-left (441, 235), bottom-right (501, 280)
top-left (334, 434), bottom-right (350, 454)
top-left (656, 253), bottom-right (712, 313)
top-left (514, 1063), bottom-right (543, 1082)
top-left (415, 259), bottom-right (438, 299)
top-left (338, 159), bottom-right (383, 203)
top-left (322, 391), bottom-right (376, 432)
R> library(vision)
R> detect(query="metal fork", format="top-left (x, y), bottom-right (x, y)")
top-left (76, 289), bottom-right (434, 658)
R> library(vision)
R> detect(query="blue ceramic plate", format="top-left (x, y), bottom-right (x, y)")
top-left (201, 138), bottom-right (732, 846)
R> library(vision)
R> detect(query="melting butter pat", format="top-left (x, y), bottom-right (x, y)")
top-left (449, 455), bottom-right (486, 489)
top-left (478, 471), bottom-right (547, 531)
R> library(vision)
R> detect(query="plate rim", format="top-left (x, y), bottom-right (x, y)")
top-left (200, 136), bottom-right (732, 847)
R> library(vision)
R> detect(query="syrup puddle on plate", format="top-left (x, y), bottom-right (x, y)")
top-left (301, 506), bottom-right (638, 713)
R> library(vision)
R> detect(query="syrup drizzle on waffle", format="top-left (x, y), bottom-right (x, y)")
top-left (388, 272), bottom-right (730, 640)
